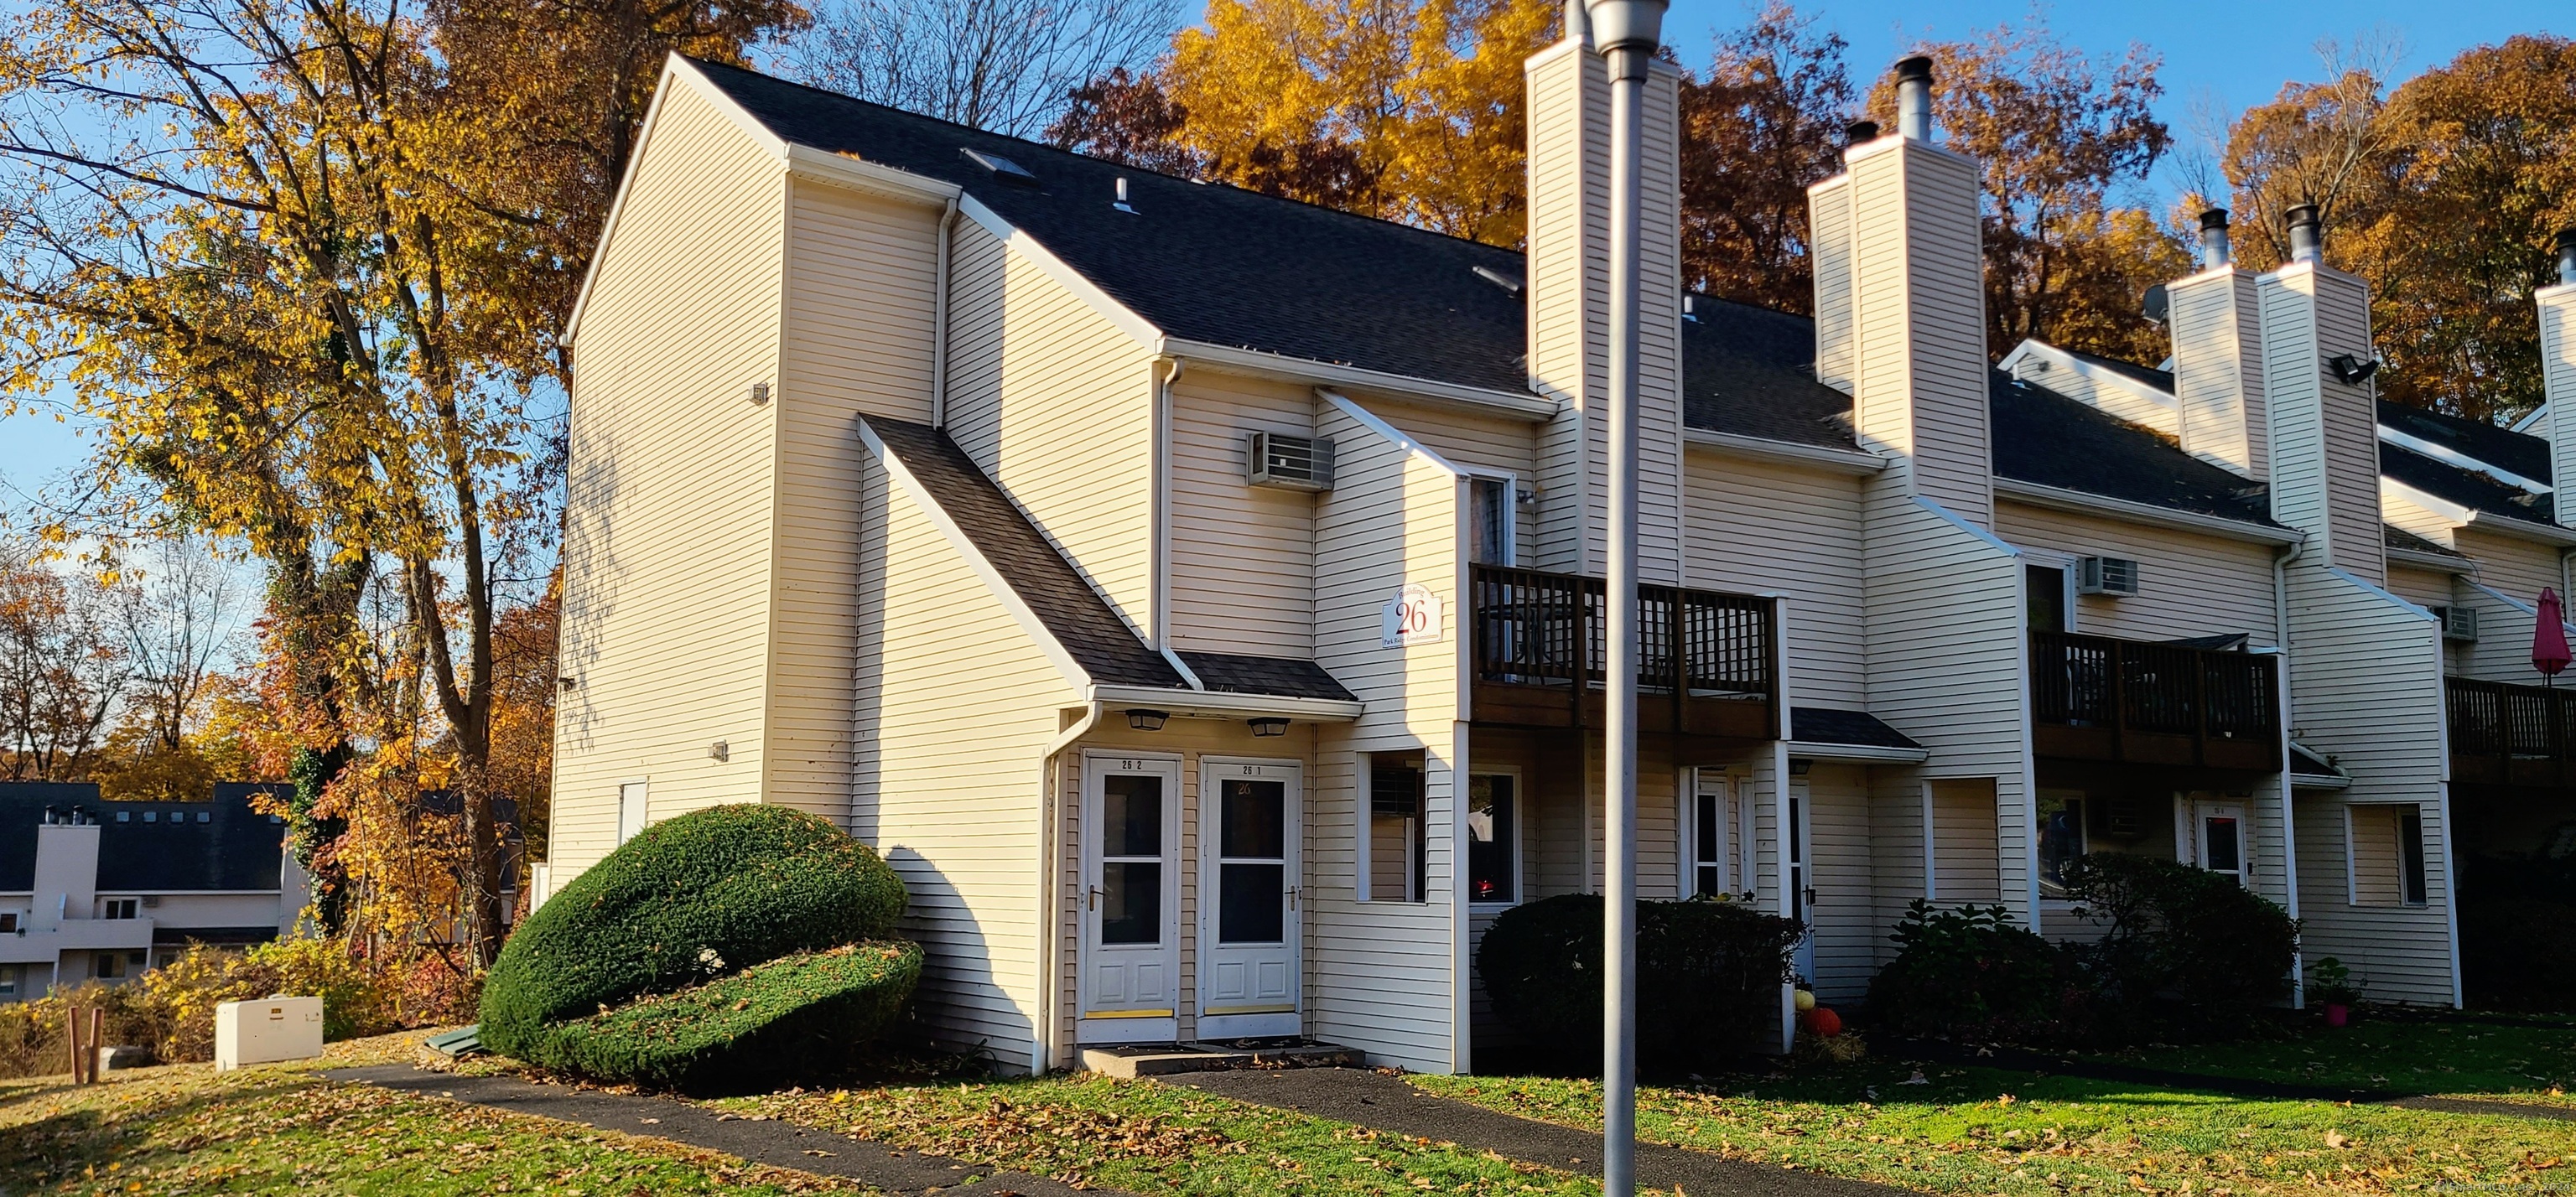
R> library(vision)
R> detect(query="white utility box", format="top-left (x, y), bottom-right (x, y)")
top-left (215, 996), bottom-right (324, 1070)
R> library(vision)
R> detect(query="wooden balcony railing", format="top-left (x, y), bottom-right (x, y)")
top-left (2029, 630), bottom-right (2282, 771)
top-left (2447, 676), bottom-right (2576, 788)
top-left (1468, 564), bottom-right (1775, 739)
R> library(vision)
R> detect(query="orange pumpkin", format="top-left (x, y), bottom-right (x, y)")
top-left (1799, 1006), bottom-right (1844, 1038)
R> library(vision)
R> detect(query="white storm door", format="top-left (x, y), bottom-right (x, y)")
top-left (1198, 759), bottom-right (1302, 1039)
top-left (2191, 801), bottom-right (2250, 887)
top-left (1789, 780), bottom-right (1815, 982)
top-left (1079, 754), bottom-right (1182, 1042)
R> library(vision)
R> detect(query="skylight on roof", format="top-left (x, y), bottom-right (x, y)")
top-left (961, 148), bottom-right (1038, 186)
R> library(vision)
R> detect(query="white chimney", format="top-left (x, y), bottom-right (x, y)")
top-left (1807, 122), bottom-right (1877, 396)
top-left (1523, 34), bottom-right (1685, 581)
top-left (32, 821), bottom-right (100, 932)
top-left (2259, 214), bottom-right (2386, 583)
top-left (2545, 228), bottom-right (2576, 522)
top-left (1834, 58), bottom-right (1995, 526)
top-left (2168, 208), bottom-right (2268, 479)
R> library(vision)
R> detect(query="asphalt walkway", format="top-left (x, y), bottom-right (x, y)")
top-left (1171, 1065), bottom-right (1910, 1196)
top-left (326, 1065), bottom-right (1121, 1196)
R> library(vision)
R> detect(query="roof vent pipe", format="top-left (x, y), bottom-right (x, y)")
top-left (2198, 208), bottom-right (2232, 269)
top-left (1563, 0), bottom-right (1589, 45)
top-left (2556, 228), bottom-right (2576, 287)
top-left (1894, 56), bottom-right (1935, 142)
top-left (2287, 204), bottom-right (2323, 265)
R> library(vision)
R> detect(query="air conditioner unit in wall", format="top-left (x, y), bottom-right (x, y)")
top-left (2429, 605), bottom-right (2480, 643)
top-left (2077, 556), bottom-right (2140, 597)
top-left (1248, 433), bottom-right (1334, 490)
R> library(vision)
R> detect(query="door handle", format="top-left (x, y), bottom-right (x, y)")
top-left (1286, 886), bottom-right (1301, 910)
top-left (1087, 886), bottom-right (1102, 910)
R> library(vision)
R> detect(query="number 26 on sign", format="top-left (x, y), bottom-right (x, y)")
top-left (1381, 583), bottom-right (1444, 647)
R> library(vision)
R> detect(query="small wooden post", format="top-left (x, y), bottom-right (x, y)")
top-left (65, 1008), bottom-right (79, 1082)
top-left (87, 1008), bottom-right (103, 1083)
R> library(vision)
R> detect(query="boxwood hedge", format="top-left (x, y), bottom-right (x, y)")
top-left (535, 942), bottom-right (923, 1092)
top-left (1477, 893), bottom-right (1802, 1070)
top-left (480, 804), bottom-right (907, 1064)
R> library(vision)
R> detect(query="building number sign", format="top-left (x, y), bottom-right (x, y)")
top-left (1381, 583), bottom-right (1444, 647)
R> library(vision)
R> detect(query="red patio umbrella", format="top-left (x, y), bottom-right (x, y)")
top-left (2537, 588), bottom-right (2571, 686)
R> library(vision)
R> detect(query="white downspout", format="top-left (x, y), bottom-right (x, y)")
top-left (2272, 532), bottom-right (2307, 1004)
top-left (928, 198), bottom-right (959, 428)
top-left (1035, 701), bottom-right (1102, 1073)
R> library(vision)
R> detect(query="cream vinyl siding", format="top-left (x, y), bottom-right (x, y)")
top-left (767, 178), bottom-right (948, 818)
top-left (2168, 268), bottom-right (2267, 478)
top-left (552, 79), bottom-right (786, 878)
top-left (1524, 40), bottom-right (1606, 577)
top-left (1166, 370), bottom-right (1316, 654)
top-left (940, 220), bottom-right (1159, 641)
top-left (1862, 489), bottom-right (2034, 921)
top-left (2007, 354), bottom-right (2178, 438)
top-left (1995, 500), bottom-right (2281, 645)
top-left (1808, 174), bottom-right (1856, 395)
top-left (2451, 527), bottom-right (2563, 611)
top-left (2542, 284), bottom-right (2576, 497)
top-left (2384, 564), bottom-right (2454, 609)
top-left (2261, 266), bottom-right (2386, 584)
top-left (1928, 778), bottom-right (2002, 903)
top-left (1363, 396), bottom-right (1540, 565)
top-left (2380, 489), bottom-right (2460, 548)
top-left (849, 450), bottom-right (1079, 1075)
top-left (2283, 564), bottom-right (2458, 1004)
top-left (1805, 764), bottom-right (1877, 1003)
top-left (1847, 136), bottom-right (1993, 527)
top-left (1308, 396), bottom-right (1467, 1072)
top-left (1682, 449), bottom-right (1868, 706)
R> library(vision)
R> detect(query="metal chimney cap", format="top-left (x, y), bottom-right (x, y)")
top-left (2285, 204), bottom-right (2321, 229)
top-left (1844, 120), bottom-right (1880, 144)
top-left (2199, 208), bottom-right (2231, 231)
top-left (1894, 55), bottom-right (1935, 84)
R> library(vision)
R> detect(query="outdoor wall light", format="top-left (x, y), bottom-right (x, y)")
top-left (557, 675), bottom-right (579, 692)
top-left (1789, 759), bottom-right (1812, 776)
top-left (1248, 717), bottom-right (1291, 738)
top-left (1125, 709), bottom-right (1168, 732)
top-left (709, 740), bottom-right (730, 762)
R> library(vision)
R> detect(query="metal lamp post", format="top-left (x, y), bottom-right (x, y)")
top-left (1582, 0), bottom-right (1665, 1191)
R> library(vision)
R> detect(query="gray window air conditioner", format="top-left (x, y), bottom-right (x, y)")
top-left (1248, 432), bottom-right (1334, 490)
top-left (2076, 556), bottom-right (2140, 597)
top-left (2429, 605), bottom-right (2479, 643)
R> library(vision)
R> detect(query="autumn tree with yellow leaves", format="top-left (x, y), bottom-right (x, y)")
top-left (0, 0), bottom-right (797, 968)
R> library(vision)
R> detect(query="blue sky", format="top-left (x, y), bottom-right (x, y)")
top-left (1, 0), bottom-right (2563, 502)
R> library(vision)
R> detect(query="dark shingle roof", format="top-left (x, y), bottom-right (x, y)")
top-left (2289, 742), bottom-right (2348, 782)
top-left (0, 783), bottom-right (287, 893)
top-left (688, 60), bottom-right (1531, 394)
top-left (2378, 400), bottom-right (2551, 484)
top-left (1682, 299), bottom-right (1857, 450)
top-left (867, 418), bottom-right (1187, 689)
top-left (1176, 652), bottom-right (1358, 702)
top-left (2385, 525), bottom-right (2464, 558)
top-left (2381, 440), bottom-right (2560, 526)
top-left (1789, 707), bottom-right (1923, 750)
top-left (1991, 374), bottom-right (2281, 525)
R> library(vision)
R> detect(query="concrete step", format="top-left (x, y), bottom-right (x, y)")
top-left (1078, 1039), bottom-right (1359, 1079)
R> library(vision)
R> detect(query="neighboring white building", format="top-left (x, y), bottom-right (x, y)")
top-left (0, 783), bottom-right (309, 999)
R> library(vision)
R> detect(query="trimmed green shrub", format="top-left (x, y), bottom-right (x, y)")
top-left (538, 942), bottom-right (923, 1092)
top-left (2063, 852), bottom-right (2296, 1039)
top-left (1478, 894), bottom-right (1802, 1070)
top-left (1866, 900), bottom-right (2064, 1041)
top-left (480, 804), bottom-right (907, 1063)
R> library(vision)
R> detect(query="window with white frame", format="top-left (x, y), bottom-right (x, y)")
top-left (1685, 769), bottom-right (1743, 898)
top-left (0, 966), bottom-right (16, 996)
top-left (1466, 773), bottom-right (1518, 904)
top-left (2346, 804), bottom-right (2429, 907)
top-left (0, 911), bottom-right (17, 933)
top-left (100, 899), bottom-right (138, 920)
top-left (1468, 476), bottom-right (1514, 566)
top-left (1363, 755), bottom-right (1426, 904)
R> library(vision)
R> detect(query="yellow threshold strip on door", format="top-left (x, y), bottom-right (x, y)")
top-left (1083, 1009), bottom-right (1176, 1018)
top-left (1202, 1004), bottom-right (1296, 1016)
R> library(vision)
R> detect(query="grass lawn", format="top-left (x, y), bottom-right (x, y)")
top-left (0, 1033), bottom-right (857, 1195)
top-left (2089, 1013), bottom-right (2576, 1105)
top-left (713, 1074), bottom-right (1602, 1195)
top-left (1415, 1054), bottom-right (2576, 1195)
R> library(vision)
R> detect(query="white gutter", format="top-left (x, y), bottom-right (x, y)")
top-left (1682, 428), bottom-right (1888, 474)
top-left (1167, 339), bottom-right (1558, 421)
top-left (2378, 425), bottom-right (2551, 494)
top-left (1088, 684), bottom-right (1363, 722)
top-left (1995, 478), bottom-right (2300, 546)
top-left (1780, 740), bottom-right (1928, 764)
top-left (1035, 701), bottom-right (1103, 1074)
top-left (928, 198), bottom-right (959, 428)
top-left (2383, 478), bottom-right (2576, 547)
top-left (2388, 547), bottom-right (2475, 575)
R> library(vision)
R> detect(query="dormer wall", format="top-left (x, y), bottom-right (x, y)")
top-left (2258, 262), bottom-right (2386, 583)
top-left (1522, 38), bottom-right (1685, 583)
